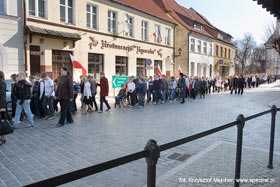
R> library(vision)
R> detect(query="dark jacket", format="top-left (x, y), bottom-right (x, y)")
top-left (57, 75), bottom-right (74, 100)
top-left (0, 79), bottom-right (6, 109)
top-left (15, 80), bottom-right (32, 101)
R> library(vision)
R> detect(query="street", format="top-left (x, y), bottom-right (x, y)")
top-left (0, 84), bottom-right (280, 187)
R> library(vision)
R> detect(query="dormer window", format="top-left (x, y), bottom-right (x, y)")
top-left (218, 33), bottom-right (224, 40)
top-left (194, 23), bottom-right (202, 30)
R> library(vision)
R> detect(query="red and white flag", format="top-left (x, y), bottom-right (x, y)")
top-left (157, 64), bottom-right (162, 77)
top-left (153, 30), bottom-right (162, 42)
top-left (178, 65), bottom-right (183, 75)
top-left (69, 54), bottom-right (87, 75)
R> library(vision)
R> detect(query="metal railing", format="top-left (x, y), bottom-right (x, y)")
top-left (24, 105), bottom-right (279, 187)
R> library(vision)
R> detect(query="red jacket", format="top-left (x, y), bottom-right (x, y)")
top-left (98, 77), bottom-right (109, 96)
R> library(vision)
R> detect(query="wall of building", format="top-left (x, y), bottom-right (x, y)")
top-left (26, 0), bottom-right (175, 83)
top-left (0, 0), bottom-right (24, 77)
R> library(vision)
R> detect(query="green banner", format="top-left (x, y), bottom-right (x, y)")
top-left (112, 75), bottom-right (128, 88)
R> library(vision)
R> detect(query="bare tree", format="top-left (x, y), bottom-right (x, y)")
top-left (265, 19), bottom-right (280, 55)
top-left (234, 33), bottom-right (257, 73)
top-left (250, 45), bottom-right (266, 73)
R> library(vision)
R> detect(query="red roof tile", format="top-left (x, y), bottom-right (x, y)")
top-left (159, 0), bottom-right (215, 38)
top-left (111, 0), bottom-right (175, 24)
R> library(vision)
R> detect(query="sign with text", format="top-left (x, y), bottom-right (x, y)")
top-left (112, 75), bottom-right (128, 88)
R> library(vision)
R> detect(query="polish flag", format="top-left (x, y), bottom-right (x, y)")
top-left (153, 30), bottom-right (162, 42)
top-left (69, 54), bottom-right (87, 75)
top-left (178, 65), bottom-right (183, 74)
top-left (157, 64), bottom-right (162, 77)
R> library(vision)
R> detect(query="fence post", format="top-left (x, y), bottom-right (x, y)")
top-left (234, 114), bottom-right (245, 187)
top-left (268, 105), bottom-right (277, 169)
top-left (145, 139), bottom-right (160, 187)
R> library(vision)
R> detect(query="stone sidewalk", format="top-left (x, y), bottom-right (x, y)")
top-left (156, 141), bottom-right (280, 187)
top-left (0, 83), bottom-right (279, 187)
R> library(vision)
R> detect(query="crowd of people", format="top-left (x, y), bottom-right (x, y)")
top-left (0, 70), bottom-right (276, 145)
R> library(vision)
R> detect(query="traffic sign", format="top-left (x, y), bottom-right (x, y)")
top-left (146, 59), bottom-right (152, 66)
top-left (112, 75), bottom-right (129, 88)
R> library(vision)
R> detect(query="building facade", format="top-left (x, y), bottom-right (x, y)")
top-left (154, 0), bottom-right (235, 78)
top-left (0, 0), bottom-right (24, 77)
top-left (25, 0), bottom-right (176, 83)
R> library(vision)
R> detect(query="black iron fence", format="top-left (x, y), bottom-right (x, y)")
top-left (24, 105), bottom-right (279, 187)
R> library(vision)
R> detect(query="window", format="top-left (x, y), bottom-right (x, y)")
top-left (60, 0), bottom-right (73, 24)
top-left (228, 49), bottom-right (231, 58)
top-left (216, 45), bottom-right (219, 56)
top-left (154, 60), bottom-right (162, 76)
top-left (165, 28), bottom-right (171, 45)
top-left (154, 25), bottom-right (162, 43)
top-left (194, 23), bottom-right (202, 30)
top-left (137, 58), bottom-right (146, 77)
top-left (220, 47), bottom-right (223, 57)
top-left (197, 40), bottom-right (201, 53)
top-left (52, 50), bottom-right (73, 80)
top-left (218, 33), bottom-right (223, 40)
top-left (190, 38), bottom-right (195, 52)
top-left (29, 0), bottom-right (45, 18)
top-left (224, 48), bottom-right (227, 58)
top-left (203, 42), bottom-right (207, 54)
top-left (141, 21), bottom-right (148, 41)
top-left (88, 53), bottom-right (104, 79)
top-left (0, 0), bottom-right (6, 14)
top-left (209, 43), bottom-right (213, 55)
top-left (108, 10), bottom-right (117, 34)
top-left (125, 16), bottom-right (134, 37)
top-left (86, 4), bottom-right (97, 29)
top-left (115, 56), bottom-right (128, 75)
top-left (191, 62), bottom-right (195, 77)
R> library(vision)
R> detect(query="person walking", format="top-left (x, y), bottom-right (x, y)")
top-left (56, 67), bottom-right (74, 127)
top-left (97, 72), bottom-right (111, 113)
top-left (0, 71), bottom-right (7, 145)
top-left (178, 73), bottom-right (186, 103)
top-left (13, 73), bottom-right (34, 128)
top-left (40, 72), bottom-right (55, 120)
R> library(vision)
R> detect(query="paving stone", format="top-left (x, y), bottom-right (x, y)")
top-left (0, 86), bottom-right (280, 186)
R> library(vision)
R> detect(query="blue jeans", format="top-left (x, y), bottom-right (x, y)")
top-left (161, 89), bottom-right (167, 103)
top-left (14, 99), bottom-right (34, 127)
top-left (170, 89), bottom-right (176, 101)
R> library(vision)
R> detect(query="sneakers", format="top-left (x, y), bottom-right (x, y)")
top-left (47, 116), bottom-right (55, 120)
top-left (26, 124), bottom-right (34, 128)
top-left (105, 108), bottom-right (111, 112)
top-left (98, 110), bottom-right (103, 113)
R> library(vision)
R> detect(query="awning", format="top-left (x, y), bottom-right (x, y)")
top-left (253, 0), bottom-right (280, 19)
top-left (26, 25), bottom-right (81, 41)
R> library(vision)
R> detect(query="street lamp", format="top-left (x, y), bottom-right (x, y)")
top-left (174, 48), bottom-right (182, 57)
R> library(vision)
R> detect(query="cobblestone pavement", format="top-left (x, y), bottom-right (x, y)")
top-left (0, 83), bottom-right (280, 187)
top-left (156, 141), bottom-right (280, 187)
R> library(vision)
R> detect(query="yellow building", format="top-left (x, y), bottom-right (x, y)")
top-left (25, 0), bottom-right (176, 82)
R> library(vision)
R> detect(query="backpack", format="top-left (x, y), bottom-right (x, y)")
top-left (32, 80), bottom-right (40, 95)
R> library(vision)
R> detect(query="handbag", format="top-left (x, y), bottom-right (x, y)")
top-left (0, 112), bottom-right (14, 136)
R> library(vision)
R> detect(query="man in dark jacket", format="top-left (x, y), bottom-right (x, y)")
top-left (13, 73), bottom-right (34, 128)
top-left (56, 67), bottom-right (74, 127)
top-left (0, 71), bottom-right (7, 144)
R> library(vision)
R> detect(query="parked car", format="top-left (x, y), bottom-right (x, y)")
top-left (5, 79), bottom-right (12, 112)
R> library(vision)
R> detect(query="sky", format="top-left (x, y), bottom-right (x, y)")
top-left (175, 0), bottom-right (276, 45)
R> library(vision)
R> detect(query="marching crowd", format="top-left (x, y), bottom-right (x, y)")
top-left (0, 69), bottom-right (276, 145)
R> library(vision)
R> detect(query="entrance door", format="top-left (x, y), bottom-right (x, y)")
top-left (30, 46), bottom-right (41, 75)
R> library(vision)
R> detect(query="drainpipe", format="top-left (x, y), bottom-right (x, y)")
top-left (187, 31), bottom-right (192, 76)
top-left (173, 24), bottom-right (177, 76)
top-left (23, 0), bottom-right (28, 74)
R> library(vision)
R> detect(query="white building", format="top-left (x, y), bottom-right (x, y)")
top-left (0, 0), bottom-right (24, 77)
top-left (25, 0), bottom-right (176, 85)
